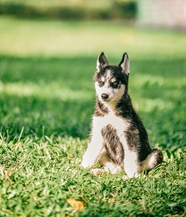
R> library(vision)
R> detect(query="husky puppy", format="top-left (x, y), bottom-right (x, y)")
top-left (81, 52), bottom-right (163, 178)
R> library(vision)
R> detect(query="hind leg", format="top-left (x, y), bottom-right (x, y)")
top-left (124, 149), bottom-right (163, 178)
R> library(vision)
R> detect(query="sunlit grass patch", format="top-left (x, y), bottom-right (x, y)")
top-left (0, 81), bottom-right (93, 101)
top-left (0, 132), bottom-right (185, 216)
top-left (0, 17), bottom-right (186, 59)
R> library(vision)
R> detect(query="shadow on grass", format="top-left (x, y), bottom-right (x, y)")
top-left (0, 93), bottom-right (94, 140)
top-left (0, 55), bottom-right (185, 150)
top-left (0, 55), bottom-right (96, 140)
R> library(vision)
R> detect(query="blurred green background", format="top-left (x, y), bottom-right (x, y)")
top-left (0, 0), bottom-right (136, 20)
top-left (0, 0), bottom-right (185, 152)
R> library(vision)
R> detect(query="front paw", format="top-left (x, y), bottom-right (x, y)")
top-left (91, 168), bottom-right (104, 176)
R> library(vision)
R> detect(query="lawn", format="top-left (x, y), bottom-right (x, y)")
top-left (0, 16), bottom-right (186, 216)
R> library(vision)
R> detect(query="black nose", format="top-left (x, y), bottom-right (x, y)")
top-left (101, 93), bottom-right (109, 101)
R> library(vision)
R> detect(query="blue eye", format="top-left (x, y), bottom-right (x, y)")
top-left (98, 81), bottom-right (104, 87)
top-left (111, 81), bottom-right (119, 88)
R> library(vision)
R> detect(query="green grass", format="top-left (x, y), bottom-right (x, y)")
top-left (0, 17), bottom-right (186, 216)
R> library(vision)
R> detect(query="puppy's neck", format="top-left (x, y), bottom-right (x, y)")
top-left (105, 101), bottom-right (118, 114)
top-left (96, 98), bottom-right (119, 116)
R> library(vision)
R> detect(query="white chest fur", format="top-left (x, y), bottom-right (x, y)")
top-left (92, 111), bottom-right (129, 139)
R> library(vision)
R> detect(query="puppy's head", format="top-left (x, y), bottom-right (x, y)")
top-left (94, 52), bottom-right (130, 105)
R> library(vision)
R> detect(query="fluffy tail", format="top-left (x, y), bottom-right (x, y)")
top-left (144, 148), bottom-right (163, 171)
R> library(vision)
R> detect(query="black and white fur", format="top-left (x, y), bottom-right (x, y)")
top-left (81, 52), bottom-right (163, 178)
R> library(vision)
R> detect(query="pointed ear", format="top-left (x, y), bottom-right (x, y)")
top-left (119, 53), bottom-right (130, 75)
top-left (96, 52), bottom-right (109, 72)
